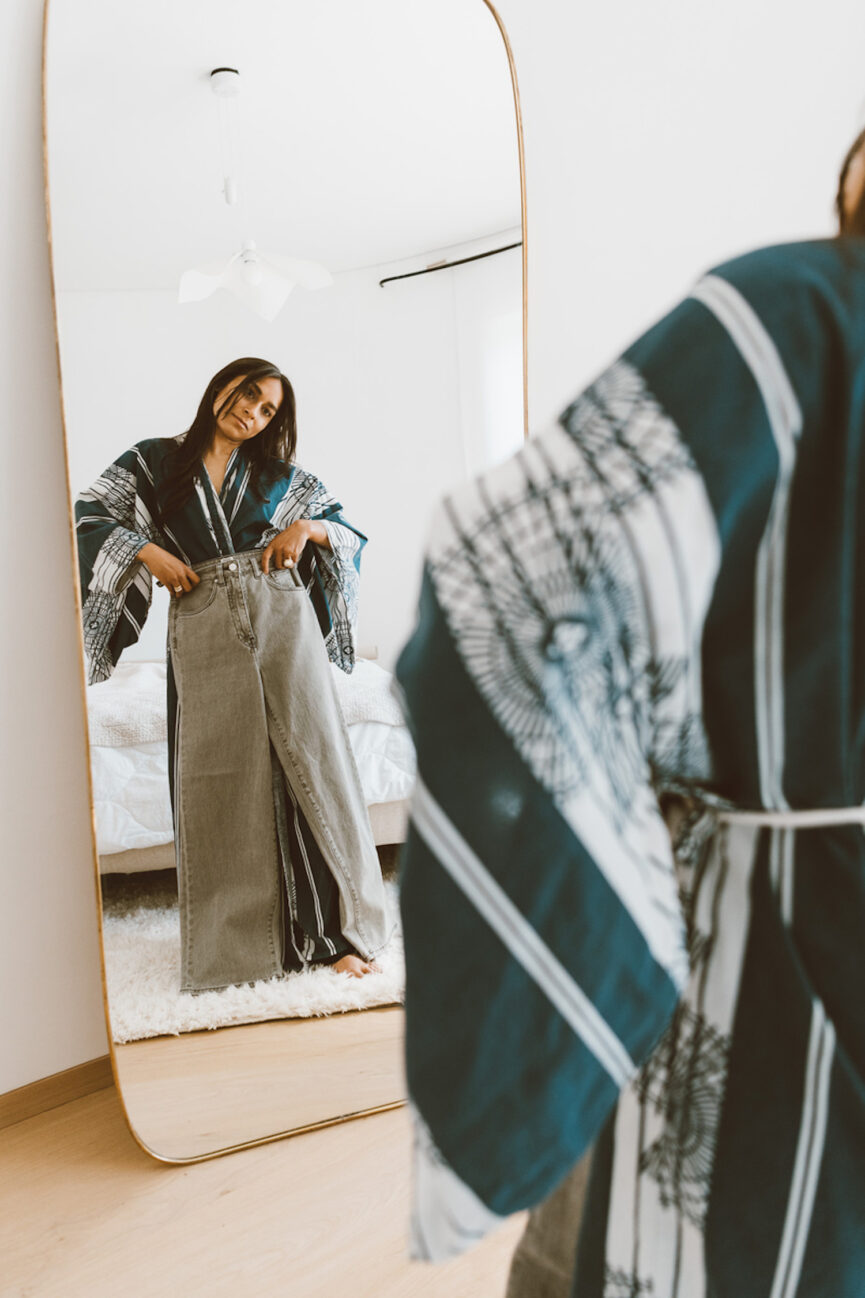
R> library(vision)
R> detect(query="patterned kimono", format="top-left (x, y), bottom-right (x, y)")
top-left (395, 239), bottom-right (865, 1296)
top-left (76, 438), bottom-right (363, 685)
top-left (76, 438), bottom-right (368, 973)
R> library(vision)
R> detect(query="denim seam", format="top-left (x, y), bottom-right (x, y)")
top-left (225, 572), bottom-right (258, 652)
top-left (173, 669), bottom-right (197, 989)
top-left (264, 697), bottom-right (371, 953)
top-left (265, 804), bottom-right (281, 971)
top-left (263, 574), bottom-right (306, 593)
top-left (174, 579), bottom-right (219, 618)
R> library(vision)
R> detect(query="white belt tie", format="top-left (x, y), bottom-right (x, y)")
top-left (716, 806), bottom-right (865, 829)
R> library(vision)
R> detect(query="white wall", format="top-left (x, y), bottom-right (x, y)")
top-left (453, 244), bottom-right (525, 476)
top-left (507, 0), bottom-right (865, 429)
top-left (4, 0), bottom-right (865, 1092)
top-left (59, 235), bottom-right (523, 668)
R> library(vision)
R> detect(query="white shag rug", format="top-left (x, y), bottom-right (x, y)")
top-left (102, 872), bottom-right (404, 1044)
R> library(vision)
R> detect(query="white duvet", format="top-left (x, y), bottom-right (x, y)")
top-left (88, 659), bottom-right (416, 857)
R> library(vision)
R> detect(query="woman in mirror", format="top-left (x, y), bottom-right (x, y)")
top-left (75, 357), bottom-right (391, 991)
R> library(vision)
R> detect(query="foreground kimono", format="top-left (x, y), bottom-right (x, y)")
top-left (76, 440), bottom-right (390, 986)
top-left (396, 239), bottom-right (865, 1296)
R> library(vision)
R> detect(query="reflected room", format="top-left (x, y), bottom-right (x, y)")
top-left (45, 0), bottom-right (524, 1158)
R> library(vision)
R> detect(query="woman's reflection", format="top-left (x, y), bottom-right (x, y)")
top-left (75, 356), bottom-right (392, 990)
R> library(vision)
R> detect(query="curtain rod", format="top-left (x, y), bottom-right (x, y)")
top-left (379, 240), bottom-right (521, 287)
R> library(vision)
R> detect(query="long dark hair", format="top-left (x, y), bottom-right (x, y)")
top-left (836, 127), bottom-right (865, 235)
top-left (159, 357), bottom-right (297, 523)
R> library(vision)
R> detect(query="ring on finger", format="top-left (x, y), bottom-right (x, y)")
top-left (173, 585), bottom-right (183, 594)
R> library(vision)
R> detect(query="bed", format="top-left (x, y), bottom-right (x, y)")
top-left (86, 656), bottom-right (416, 875)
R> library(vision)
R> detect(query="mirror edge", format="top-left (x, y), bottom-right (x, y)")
top-left (482, 0), bottom-right (529, 442)
top-left (41, 0), bottom-right (530, 1165)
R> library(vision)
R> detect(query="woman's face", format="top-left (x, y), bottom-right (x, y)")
top-left (212, 374), bottom-right (284, 445)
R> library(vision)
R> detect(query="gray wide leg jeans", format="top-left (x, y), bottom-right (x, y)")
top-left (168, 549), bottom-right (392, 992)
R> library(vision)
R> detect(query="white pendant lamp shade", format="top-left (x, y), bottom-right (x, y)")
top-left (179, 241), bottom-right (333, 323)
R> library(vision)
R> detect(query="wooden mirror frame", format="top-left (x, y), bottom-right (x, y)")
top-left (42, 0), bottom-right (529, 1164)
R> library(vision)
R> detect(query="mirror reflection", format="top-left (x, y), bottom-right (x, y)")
top-left (78, 356), bottom-right (396, 993)
top-left (46, 0), bottom-right (524, 1155)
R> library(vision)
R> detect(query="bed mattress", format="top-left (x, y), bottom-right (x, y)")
top-left (88, 659), bottom-right (416, 859)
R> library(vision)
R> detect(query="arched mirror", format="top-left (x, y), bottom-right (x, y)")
top-left (44, 0), bottom-right (526, 1161)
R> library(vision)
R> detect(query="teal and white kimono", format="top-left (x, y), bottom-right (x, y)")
top-left (396, 239), bottom-right (865, 1296)
top-left (76, 439), bottom-right (364, 685)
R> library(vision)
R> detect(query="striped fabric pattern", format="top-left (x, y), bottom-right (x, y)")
top-left (396, 239), bottom-right (865, 1295)
top-left (75, 439), bottom-right (366, 681)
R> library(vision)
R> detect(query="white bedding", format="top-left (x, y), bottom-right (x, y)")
top-left (88, 659), bottom-right (416, 857)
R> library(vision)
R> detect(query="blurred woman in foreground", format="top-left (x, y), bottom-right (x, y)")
top-left (396, 128), bottom-right (865, 1296)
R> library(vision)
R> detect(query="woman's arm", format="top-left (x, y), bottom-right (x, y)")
top-left (304, 520), bottom-right (331, 549)
top-left (137, 541), bottom-right (201, 596)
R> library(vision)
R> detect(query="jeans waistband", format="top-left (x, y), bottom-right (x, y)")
top-left (190, 549), bottom-right (270, 580)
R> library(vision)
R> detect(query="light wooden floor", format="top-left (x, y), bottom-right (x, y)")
top-left (0, 1087), bottom-right (525, 1298)
top-left (114, 1006), bottom-right (406, 1159)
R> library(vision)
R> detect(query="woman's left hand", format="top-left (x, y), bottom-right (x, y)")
top-left (261, 521), bottom-right (312, 573)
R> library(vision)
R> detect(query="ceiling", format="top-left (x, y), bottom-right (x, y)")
top-left (46, 0), bottom-right (522, 291)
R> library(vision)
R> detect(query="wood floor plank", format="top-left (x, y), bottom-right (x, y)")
top-left (0, 1088), bottom-right (525, 1298)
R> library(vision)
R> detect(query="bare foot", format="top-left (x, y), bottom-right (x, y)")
top-left (332, 954), bottom-right (381, 978)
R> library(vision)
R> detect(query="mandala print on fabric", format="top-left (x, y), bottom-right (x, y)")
top-left (562, 362), bottom-right (714, 788)
top-left (428, 359), bottom-right (710, 827)
top-left (319, 518), bottom-right (362, 670)
top-left (78, 461), bottom-right (160, 684)
top-left (78, 462), bottom-right (139, 524)
top-left (81, 588), bottom-right (126, 683)
top-left (637, 1002), bottom-right (730, 1228)
top-left (438, 495), bottom-right (651, 818)
top-left (603, 1266), bottom-right (656, 1297)
top-left (630, 803), bottom-right (731, 1230)
top-left (559, 362), bottom-right (696, 512)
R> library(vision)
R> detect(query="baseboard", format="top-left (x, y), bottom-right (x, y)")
top-left (0, 1056), bottom-right (114, 1131)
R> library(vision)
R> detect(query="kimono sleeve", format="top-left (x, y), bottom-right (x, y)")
top-left (75, 446), bottom-right (161, 684)
top-left (262, 467), bottom-right (367, 673)
top-left (394, 358), bottom-right (722, 1258)
top-left (311, 507), bottom-right (366, 672)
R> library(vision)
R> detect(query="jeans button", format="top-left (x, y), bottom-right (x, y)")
top-left (227, 562), bottom-right (238, 572)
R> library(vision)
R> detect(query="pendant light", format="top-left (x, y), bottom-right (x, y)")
top-left (178, 68), bottom-right (332, 321)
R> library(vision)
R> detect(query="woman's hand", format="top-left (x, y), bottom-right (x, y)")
top-left (261, 520), bottom-right (326, 573)
top-left (138, 542), bottom-right (201, 598)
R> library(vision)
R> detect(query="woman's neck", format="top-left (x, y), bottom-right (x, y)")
top-left (202, 435), bottom-right (238, 494)
top-left (204, 431), bottom-right (238, 465)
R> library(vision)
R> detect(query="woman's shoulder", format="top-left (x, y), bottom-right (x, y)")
top-left (708, 238), bottom-right (865, 358)
top-left (710, 238), bottom-right (865, 307)
top-left (117, 435), bottom-right (181, 472)
top-left (285, 460), bottom-right (321, 489)
top-left (263, 459), bottom-right (323, 495)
